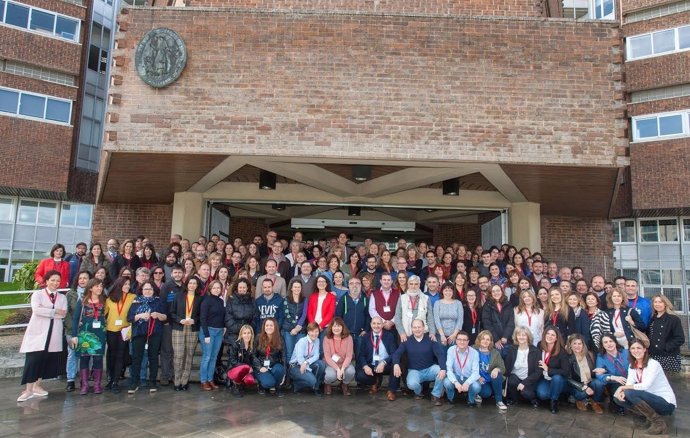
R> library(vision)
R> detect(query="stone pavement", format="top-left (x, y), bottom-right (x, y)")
top-left (0, 377), bottom-right (687, 437)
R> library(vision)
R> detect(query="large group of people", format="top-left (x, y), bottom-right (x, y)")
top-left (18, 231), bottom-right (685, 434)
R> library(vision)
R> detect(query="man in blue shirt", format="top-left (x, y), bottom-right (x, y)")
top-left (442, 331), bottom-right (481, 406)
top-left (392, 319), bottom-right (446, 406)
top-left (625, 278), bottom-right (652, 329)
top-left (289, 323), bottom-right (326, 395)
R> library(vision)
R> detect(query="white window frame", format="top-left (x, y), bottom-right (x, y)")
top-left (16, 199), bottom-right (58, 226)
top-left (638, 217), bottom-right (680, 244)
top-left (59, 203), bottom-right (92, 229)
top-left (0, 0), bottom-right (81, 43)
top-left (627, 25), bottom-right (690, 61)
top-left (682, 217), bottom-right (690, 242)
top-left (631, 110), bottom-right (689, 142)
top-left (613, 219), bottom-right (636, 244)
top-left (0, 85), bottom-right (72, 125)
top-left (0, 196), bottom-right (16, 223)
top-left (590, 0), bottom-right (615, 20)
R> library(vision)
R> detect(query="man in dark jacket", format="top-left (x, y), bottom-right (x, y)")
top-left (336, 277), bottom-right (370, 356)
top-left (355, 316), bottom-right (399, 401)
top-left (158, 265), bottom-right (184, 386)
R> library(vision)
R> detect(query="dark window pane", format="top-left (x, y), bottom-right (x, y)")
top-left (18, 94), bottom-right (45, 118)
top-left (0, 89), bottom-right (19, 113)
top-left (29, 9), bottom-right (54, 34)
top-left (88, 45), bottom-right (100, 72)
top-left (5, 3), bottom-right (29, 28)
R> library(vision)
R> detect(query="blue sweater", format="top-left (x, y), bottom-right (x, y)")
top-left (392, 334), bottom-right (446, 371)
top-left (628, 296), bottom-right (652, 329)
top-left (335, 294), bottom-right (370, 335)
top-left (254, 293), bottom-right (285, 331)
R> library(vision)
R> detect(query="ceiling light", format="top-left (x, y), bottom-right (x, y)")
top-left (352, 165), bottom-right (372, 182)
top-left (259, 171), bottom-right (276, 190)
top-left (442, 178), bottom-right (460, 196)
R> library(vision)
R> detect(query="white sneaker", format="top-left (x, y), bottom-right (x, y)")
top-left (475, 395), bottom-right (483, 404)
top-left (32, 387), bottom-right (48, 397)
top-left (496, 401), bottom-right (508, 411)
top-left (17, 392), bottom-right (33, 402)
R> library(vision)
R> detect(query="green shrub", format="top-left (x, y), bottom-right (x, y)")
top-left (12, 261), bottom-right (39, 291)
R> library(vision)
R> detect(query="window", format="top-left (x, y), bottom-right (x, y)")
top-left (591, 0), bottom-right (615, 19)
top-left (0, 198), bottom-right (14, 222)
top-left (60, 204), bottom-right (92, 228)
top-left (87, 23), bottom-right (110, 75)
top-left (684, 219), bottom-right (690, 241)
top-left (632, 111), bottom-right (688, 142)
top-left (613, 220), bottom-right (635, 243)
top-left (1, 1), bottom-right (79, 42)
top-left (640, 219), bottom-right (678, 242)
top-left (77, 93), bottom-right (104, 171)
top-left (627, 25), bottom-right (690, 61)
top-left (0, 86), bottom-right (71, 124)
top-left (18, 200), bottom-right (56, 225)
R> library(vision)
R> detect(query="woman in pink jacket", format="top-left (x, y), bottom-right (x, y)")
top-left (322, 317), bottom-right (355, 396)
top-left (18, 270), bottom-right (68, 402)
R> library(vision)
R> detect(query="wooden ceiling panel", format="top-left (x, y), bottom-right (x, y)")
top-left (223, 165), bottom-right (299, 184)
top-left (425, 172), bottom-right (497, 191)
top-left (315, 164), bottom-right (406, 183)
top-left (101, 152), bottom-right (226, 203)
top-left (501, 164), bottom-right (618, 217)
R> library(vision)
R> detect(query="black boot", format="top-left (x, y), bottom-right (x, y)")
top-left (65, 381), bottom-right (75, 392)
top-left (550, 400), bottom-right (558, 414)
top-left (231, 383), bottom-right (243, 398)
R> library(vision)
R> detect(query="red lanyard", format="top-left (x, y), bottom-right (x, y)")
top-left (631, 296), bottom-right (639, 309)
top-left (457, 289), bottom-right (464, 301)
top-left (147, 317), bottom-right (155, 339)
top-left (91, 301), bottom-right (100, 320)
top-left (614, 310), bottom-right (621, 326)
top-left (185, 295), bottom-right (194, 316)
top-left (455, 349), bottom-right (469, 373)
top-left (608, 353), bottom-right (626, 376)
top-left (371, 333), bottom-right (381, 352)
top-left (117, 292), bottom-right (128, 316)
top-left (201, 281), bottom-right (210, 296)
top-left (125, 256), bottom-right (132, 267)
top-left (551, 312), bottom-right (558, 327)
top-left (470, 309), bottom-right (477, 326)
top-left (496, 302), bottom-right (502, 314)
top-left (409, 296), bottom-right (419, 311)
top-left (306, 341), bottom-right (314, 358)
top-left (383, 291), bottom-right (390, 306)
top-left (526, 309), bottom-right (532, 326)
top-left (543, 351), bottom-right (551, 365)
top-left (46, 290), bottom-right (56, 305)
top-left (266, 345), bottom-right (271, 359)
top-left (635, 365), bottom-right (643, 384)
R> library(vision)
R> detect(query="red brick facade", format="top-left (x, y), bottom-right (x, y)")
top-left (432, 223), bottom-right (482, 249)
top-left (91, 203), bottom-right (173, 249)
top-left (540, 216), bottom-right (614, 279)
top-left (230, 218), bottom-right (270, 245)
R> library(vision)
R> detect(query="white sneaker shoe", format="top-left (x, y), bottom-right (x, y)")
top-left (32, 387), bottom-right (48, 397)
top-left (496, 401), bottom-right (508, 411)
top-left (475, 395), bottom-right (483, 404)
top-left (17, 392), bottom-right (33, 402)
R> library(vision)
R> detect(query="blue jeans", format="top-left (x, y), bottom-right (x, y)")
top-left (199, 327), bottom-right (224, 383)
top-left (289, 360), bottom-right (326, 392)
top-left (443, 377), bottom-right (482, 403)
top-left (129, 339), bottom-right (148, 382)
top-left (65, 335), bottom-right (78, 381)
top-left (570, 378), bottom-right (605, 402)
top-left (407, 365), bottom-right (444, 398)
top-left (255, 364), bottom-right (285, 390)
top-left (478, 373), bottom-right (505, 403)
top-left (614, 389), bottom-right (676, 416)
top-left (536, 374), bottom-right (566, 401)
top-left (282, 330), bottom-right (305, 365)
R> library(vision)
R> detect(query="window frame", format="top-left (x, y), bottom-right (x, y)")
top-left (590, 0), bottom-right (615, 20)
top-left (627, 25), bottom-right (690, 61)
top-left (638, 218), bottom-right (680, 244)
top-left (59, 203), bottom-right (92, 229)
top-left (17, 199), bottom-right (57, 226)
top-left (0, 85), bottom-right (72, 125)
top-left (631, 110), bottom-right (689, 143)
top-left (0, 196), bottom-right (16, 223)
top-left (0, 0), bottom-right (80, 43)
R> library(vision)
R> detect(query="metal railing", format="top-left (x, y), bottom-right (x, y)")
top-left (0, 288), bottom-right (69, 330)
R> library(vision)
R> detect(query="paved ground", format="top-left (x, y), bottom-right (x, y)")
top-left (0, 376), bottom-right (687, 437)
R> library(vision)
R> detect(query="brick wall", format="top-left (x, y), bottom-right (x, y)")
top-left (107, 9), bottom-right (625, 167)
top-left (629, 138), bottom-right (690, 211)
top-left (91, 203), bottom-right (173, 249)
top-left (184, 0), bottom-right (544, 16)
top-left (622, 0), bottom-right (679, 14)
top-left (540, 215), bottom-right (615, 279)
top-left (432, 223), bottom-right (482, 249)
top-left (623, 10), bottom-right (690, 35)
top-left (625, 53), bottom-right (690, 92)
top-left (230, 217), bottom-right (269, 244)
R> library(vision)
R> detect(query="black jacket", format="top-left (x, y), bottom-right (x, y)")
top-left (605, 307), bottom-right (644, 345)
top-left (227, 338), bottom-right (255, 369)
top-left (544, 309), bottom-right (576, 339)
top-left (252, 338), bottom-right (286, 371)
top-left (648, 313), bottom-right (685, 356)
top-left (224, 293), bottom-right (255, 343)
top-left (169, 292), bottom-right (202, 332)
top-left (356, 330), bottom-right (397, 369)
top-left (481, 300), bottom-right (515, 343)
top-left (567, 353), bottom-right (596, 390)
top-left (504, 344), bottom-right (542, 389)
top-left (462, 304), bottom-right (482, 345)
top-left (535, 342), bottom-right (571, 379)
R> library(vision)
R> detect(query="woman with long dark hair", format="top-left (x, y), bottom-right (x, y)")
top-left (252, 318), bottom-right (286, 396)
top-left (80, 243), bottom-right (111, 276)
top-left (170, 277), bottom-right (202, 391)
top-left (110, 239), bottom-right (142, 282)
top-left (535, 327), bottom-right (570, 413)
top-left (70, 278), bottom-right (107, 395)
top-left (104, 277), bottom-right (135, 393)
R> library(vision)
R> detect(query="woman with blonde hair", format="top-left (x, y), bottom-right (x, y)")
top-left (647, 295), bottom-right (685, 373)
top-left (566, 334), bottom-right (604, 414)
top-left (474, 330), bottom-right (508, 410)
top-left (226, 324), bottom-right (256, 397)
top-left (544, 288), bottom-right (575, 339)
top-left (514, 290), bottom-right (544, 347)
top-left (605, 289), bottom-right (644, 350)
top-left (504, 326), bottom-right (541, 406)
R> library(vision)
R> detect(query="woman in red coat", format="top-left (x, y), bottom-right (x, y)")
top-left (306, 275), bottom-right (336, 331)
top-left (35, 244), bottom-right (71, 289)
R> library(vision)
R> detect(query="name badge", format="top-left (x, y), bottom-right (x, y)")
top-left (373, 354), bottom-right (381, 362)
top-left (471, 327), bottom-right (476, 334)
top-left (92, 321), bottom-right (101, 329)
top-left (331, 354), bottom-right (341, 363)
top-left (145, 343), bottom-right (149, 350)
top-left (383, 306), bottom-right (391, 313)
top-left (407, 312), bottom-right (413, 318)
top-left (114, 319), bottom-right (123, 326)
top-left (263, 359), bottom-right (271, 367)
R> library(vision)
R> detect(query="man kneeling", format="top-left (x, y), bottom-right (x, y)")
top-left (355, 316), bottom-right (400, 401)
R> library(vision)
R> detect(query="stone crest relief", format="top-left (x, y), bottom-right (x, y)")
top-left (135, 28), bottom-right (187, 88)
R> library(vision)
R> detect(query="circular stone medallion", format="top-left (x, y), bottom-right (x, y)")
top-left (135, 28), bottom-right (187, 88)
